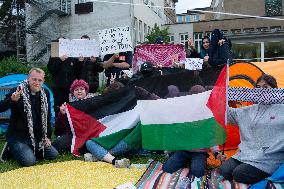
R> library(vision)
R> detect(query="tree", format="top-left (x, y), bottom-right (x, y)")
top-left (145, 24), bottom-right (170, 44)
top-left (0, 0), bottom-right (25, 49)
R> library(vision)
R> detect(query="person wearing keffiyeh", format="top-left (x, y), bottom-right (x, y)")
top-left (0, 68), bottom-right (58, 166)
top-left (220, 74), bottom-right (284, 184)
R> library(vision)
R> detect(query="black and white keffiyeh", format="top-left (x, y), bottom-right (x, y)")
top-left (19, 80), bottom-right (48, 155)
top-left (228, 87), bottom-right (284, 104)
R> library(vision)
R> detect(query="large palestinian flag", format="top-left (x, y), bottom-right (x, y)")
top-left (138, 90), bottom-right (226, 150)
top-left (66, 69), bottom-right (227, 156)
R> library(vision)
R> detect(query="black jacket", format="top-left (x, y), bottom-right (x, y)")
top-left (47, 57), bottom-right (82, 89)
top-left (208, 29), bottom-right (233, 67)
top-left (80, 58), bottom-right (104, 93)
top-left (0, 88), bottom-right (52, 142)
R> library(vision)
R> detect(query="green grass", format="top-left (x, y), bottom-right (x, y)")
top-left (0, 138), bottom-right (166, 173)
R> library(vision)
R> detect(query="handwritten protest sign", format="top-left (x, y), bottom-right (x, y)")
top-left (98, 26), bottom-right (133, 55)
top-left (58, 39), bottom-right (100, 57)
top-left (182, 58), bottom-right (204, 70)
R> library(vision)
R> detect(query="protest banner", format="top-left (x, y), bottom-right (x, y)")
top-left (98, 26), bottom-right (133, 55)
top-left (57, 39), bottom-right (100, 57)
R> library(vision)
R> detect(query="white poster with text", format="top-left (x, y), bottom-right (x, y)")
top-left (59, 39), bottom-right (100, 57)
top-left (98, 26), bottom-right (133, 55)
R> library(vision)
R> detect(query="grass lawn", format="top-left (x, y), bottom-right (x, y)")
top-left (0, 137), bottom-right (166, 173)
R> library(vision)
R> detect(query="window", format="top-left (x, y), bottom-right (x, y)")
top-left (257, 27), bottom-right (269, 32)
top-left (179, 33), bottom-right (188, 45)
top-left (205, 31), bottom-right (211, 39)
top-left (231, 29), bottom-right (241, 34)
top-left (148, 26), bottom-right (151, 35)
top-left (61, 0), bottom-right (71, 14)
top-left (177, 16), bottom-right (183, 23)
top-left (193, 15), bottom-right (200, 21)
top-left (169, 35), bottom-right (174, 44)
top-left (243, 28), bottom-right (255, 33)
top-left (265, 0), bottom-right (282, 16)
top-left (139, 20), bottom-right (143, 42)
top-left (222, 30), bottom-right (228, 35)
top-left (133, 17), bottom-right (138, 44)
top-left (144, 23), bottom-right (147, 41)
top-left (270, 26), bottom-right (281, 32)
top-left (185, 15), bottom-right (191, 22)
top-left (194, 32), bottom-right (203, 52)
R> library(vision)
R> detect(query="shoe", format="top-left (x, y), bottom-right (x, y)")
top-left (84, 153), bottom-right (98, 162)
top-left (115, 158), bottom-right (130, 168)
top-left (0, 142), bottom-right (10, 162)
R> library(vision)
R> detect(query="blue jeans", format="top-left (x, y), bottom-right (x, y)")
top-left (163, 151), bottom-right (207, 178)
top-left (8, 140), bottom-right (58, 167)
top-left (86, 140), bottom-right (131, 160)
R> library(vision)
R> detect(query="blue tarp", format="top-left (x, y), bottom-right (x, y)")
top-left (250, 163), bottom-right (284, 189)
top-left (0, 74), bottom-right (55, 134)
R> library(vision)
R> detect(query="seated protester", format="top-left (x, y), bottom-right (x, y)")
top-left (219, 74), bottom-right (284, 184)
top-left (103, 51), bottom-right (132, 85)
top-left (84, 84), bottom-right (160, 168)
top-left (0, 68), bottom-right (58, 166)
top-left (164, 85), bottom-right (180, 98)
top-left (162, 85), bottom-right (225, 178)
top-left (78, 35), bottom-right (104, 93)
top-left (52, 79), bottom-right (93, 153)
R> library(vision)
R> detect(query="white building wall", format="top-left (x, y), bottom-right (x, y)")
top-left (26, 0), bottom-right (176, 63)
top-left (164, 23), bottom-right (194, 44)
top-left (60, 0), bottom-right (132, 41)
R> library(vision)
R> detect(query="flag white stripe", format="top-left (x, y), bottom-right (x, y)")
top-left (98, 106), bottom-right (140, 137)
top-left (137, 90), bottom-right (213, 125)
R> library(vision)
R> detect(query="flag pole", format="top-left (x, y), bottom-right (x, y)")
top-left (222, 59), bottom-right (230, 159)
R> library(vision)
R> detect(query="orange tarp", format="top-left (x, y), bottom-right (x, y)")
top-left (254, 60), bottom-right (284, 88)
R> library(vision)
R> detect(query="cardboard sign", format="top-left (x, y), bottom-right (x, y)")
top-left (182, 58), bottom-right (204, 70)
top-left (98, 26), bottom-right (133, 55)
top-left (51, 41), bottom-right (59, 57)
top-left (58, 39), bottom-right (100, 57)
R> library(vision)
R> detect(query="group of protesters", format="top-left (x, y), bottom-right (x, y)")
top-left (0, 31), bottom-right (283, 185)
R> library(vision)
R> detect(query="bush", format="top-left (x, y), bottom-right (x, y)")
top-left (0, 56), bottom-right (52, 87)
top-left (0, 56), bottom-right (30, 76)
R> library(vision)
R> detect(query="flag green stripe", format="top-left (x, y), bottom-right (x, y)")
top-left (92, 124), bottom-right (142, 150)
top-left (142, 118), bottom-right (226, 150)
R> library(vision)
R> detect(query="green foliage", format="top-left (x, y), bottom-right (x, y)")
top-left (0, 56), bottom-right (52, 87)
top-left (145, 24), bottom-right (170, 44)
top-left (0, 0), bottom-right (25, 48)
top-left (0, 56), bottom-right (30, 76)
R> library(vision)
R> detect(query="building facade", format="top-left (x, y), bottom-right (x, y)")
top-left (166, 0), bottom-right (284, 62)
top-left (25, 0), bottom-right (178, 63)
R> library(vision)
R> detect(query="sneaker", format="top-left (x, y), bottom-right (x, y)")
top-left (0, 142), bottom-right (10, 162)
top-left (178, 177), bottom-right (190, 189)
top-left (115, 158), bottom-right (130, 168)
top-left (84, 153), bottom-right (98, 162)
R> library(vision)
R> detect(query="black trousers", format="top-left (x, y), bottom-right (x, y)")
top-left (52, 87), bottom-right (70, 117)
top-left (219, 158), bottom-right (271, 184)
top-left (52, 133), bottom-right (72, 153)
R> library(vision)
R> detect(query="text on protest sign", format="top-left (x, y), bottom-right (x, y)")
top-left (98, 26), bottom-right (133, 55)
top-left (182, 58), bottom-right (204, 70)
top-left (59, 39), bottom-right (100, 57)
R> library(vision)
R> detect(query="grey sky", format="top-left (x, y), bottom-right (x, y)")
top-left (175, 0), bottom-right (212, 14)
